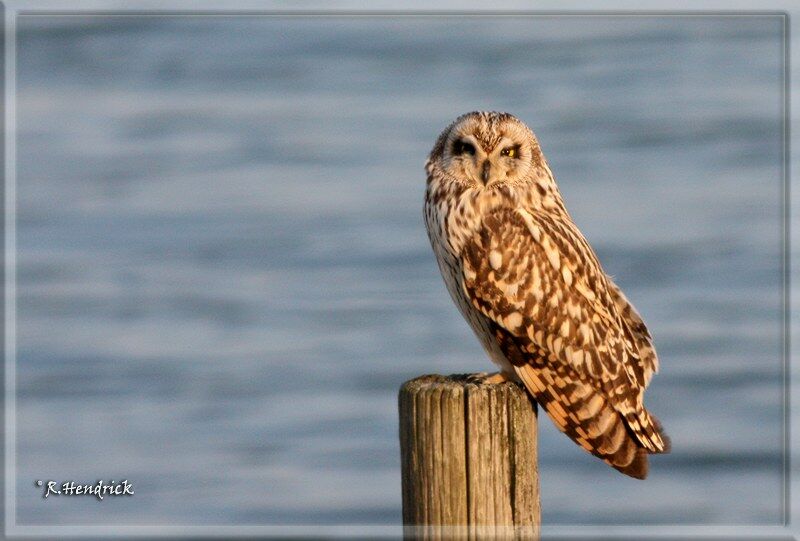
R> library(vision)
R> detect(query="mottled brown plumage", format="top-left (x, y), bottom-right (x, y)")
top-left (424, 111), bottom-right (669, 479)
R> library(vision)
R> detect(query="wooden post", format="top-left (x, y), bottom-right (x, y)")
top-left (399, 373), bottom-right (540, 539)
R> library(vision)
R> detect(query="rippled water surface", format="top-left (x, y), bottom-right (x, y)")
top-left (14, 15), bottom-right (784, 526)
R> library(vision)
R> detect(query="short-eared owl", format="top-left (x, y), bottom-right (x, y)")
top-left (424, 111), bottom-right (669, 479)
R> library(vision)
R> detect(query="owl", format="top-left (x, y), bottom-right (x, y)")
top-left (424, 111), bottom-right (669, 479)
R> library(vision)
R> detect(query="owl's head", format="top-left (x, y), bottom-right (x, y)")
top-left (426, 111), bottom-right (549, 190)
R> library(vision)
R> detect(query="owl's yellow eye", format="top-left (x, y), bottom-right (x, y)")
top-left (501, 146), bottom-right (519, 158)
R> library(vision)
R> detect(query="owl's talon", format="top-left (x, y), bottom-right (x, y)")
top-left (465, 373), bottom-right (488, 384)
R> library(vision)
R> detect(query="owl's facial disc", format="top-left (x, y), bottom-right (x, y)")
top-left (444, 129), bottom-right (531, 188)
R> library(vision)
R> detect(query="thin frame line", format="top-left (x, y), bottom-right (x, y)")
top-left (5, 4), bottom-right (17, 536)
top-left (782, 10), bottom-right (792, 529)
top-left (11, 10), bottom-right (793, 17)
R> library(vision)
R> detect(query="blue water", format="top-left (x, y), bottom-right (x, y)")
top-left (14, 15), bottom-right (784, 526)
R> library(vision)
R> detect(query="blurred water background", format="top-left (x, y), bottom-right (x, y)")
top-left (14, 15), bottom-right (784, 526)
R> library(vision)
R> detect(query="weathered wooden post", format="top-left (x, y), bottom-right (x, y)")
top-left (399, 373), bottom-right (540, 539)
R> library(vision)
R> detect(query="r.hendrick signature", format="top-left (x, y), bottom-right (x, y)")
top-left (36, 479), bottom-right (134, 501)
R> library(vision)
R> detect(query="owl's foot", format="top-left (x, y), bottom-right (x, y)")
top-left (484, 372), bottom-right (511, 384)
top-left (464, 372), bottom-right (513, 384)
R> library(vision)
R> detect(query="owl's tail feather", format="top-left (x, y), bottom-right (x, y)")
top-left (614, 411), bottom-right (670, 477)
top-left (647, 412), bottom-right (671, 454)
top-left (514, 364), bottom-right (660, 480)
top-left (622, 406), bottom-right (671, 454)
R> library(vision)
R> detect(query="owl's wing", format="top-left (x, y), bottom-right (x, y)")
top-left (460, 207), bottom-right (668, 478)
top-left (606, 278), bottom-right (659, 388)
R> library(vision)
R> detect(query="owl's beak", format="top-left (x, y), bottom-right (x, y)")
top-left (481, 160), bottom-right (491, 185)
